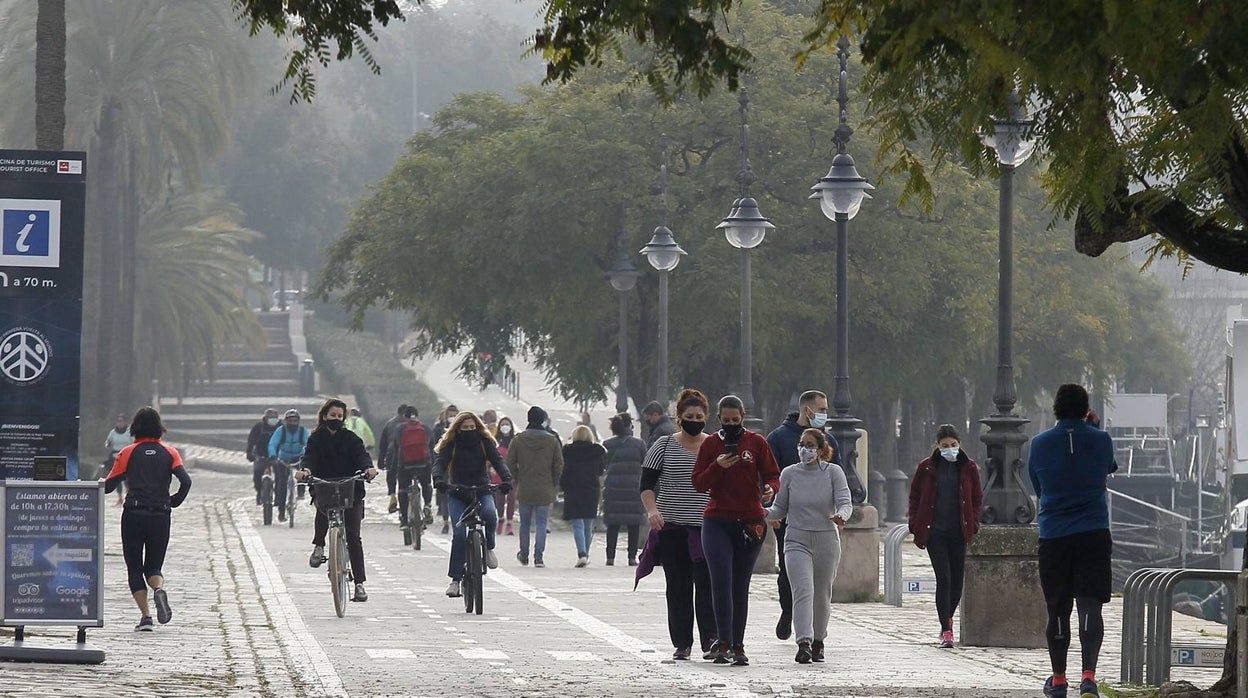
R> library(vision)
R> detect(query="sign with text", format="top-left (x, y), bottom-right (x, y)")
top-left (1, 481), bottom-right (103, 626)
top-left (0, 150), bottom-right (85, 480)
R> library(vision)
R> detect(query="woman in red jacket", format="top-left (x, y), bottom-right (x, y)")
top-left (692, 395), bottom-right (781, 666)
top-left (908, 424), bottom-right (983, 648)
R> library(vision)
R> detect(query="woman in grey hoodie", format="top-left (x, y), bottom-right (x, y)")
top-left (765, 427), bottom-right (852, 664)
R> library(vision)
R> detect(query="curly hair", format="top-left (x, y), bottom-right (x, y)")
top-left (675, 388), bottom-right (709, 416)
top-left (801, 428), bottom-right (835, 463)
top-left (434, 410), bottom-right (498, 452)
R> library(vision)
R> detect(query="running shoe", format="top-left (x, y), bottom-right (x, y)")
top-left (810, 640), bottom-right (824, 662)
top-left (309, 545), bottom-right (325, 568)
top-left (776, 610), bottom-right (792, 640)
top-left (1079, 678), bottom-right (1099, 698)
top-left (534, 558), bottom-right (545, 568)
top-left (1043, 676), bottom-right (1068, 698)
top-left (709, 640), bottom-right (732, 664)
top-left (388, 495), bottom-right (398, 513)
top-left (505, 522), bottom-right (514, 536)
top-left (516, 551), bottom-right (529, 566)
top-left (135, 616), bottom-right (154, 632)
top-left (153, 587), bottom-right (172, 625)
top-left (441, 521), bottom-right (450, 535)
top-left (605, 558), bottom-right (615, 566)
top-left (701, 639), bottom-right (719, 660)
top-left (486, 549), bottom-right (498, 569)
top-left (730, 644), bottom-right (749, 666)
top-left (939, 630), bottom-right (954, 648)
top-left (446, 580), bottom-right (462, 598)
top-left (352, 583), bottom-right (368, 602)
top-left (672, 647), bottom-right (691, 660)
top-left (794, 641), bottom-right (812, 664)
top-left (575, 556), bottom-right (588, 568)
top-left (423, 507), bottom-right (434, 525)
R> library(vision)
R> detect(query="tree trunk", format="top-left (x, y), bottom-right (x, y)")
top-left (118, 145), bottom-right (138, 406)
top-left (92, 101), bottom-right (124, 415)
top-left (34, 0), bottom-right (65, 151)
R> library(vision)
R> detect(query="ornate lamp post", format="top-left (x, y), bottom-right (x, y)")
top-left (606, 209), bottom-right (641, 415)
top-left (640, 141), bottom-right (687, 410)
top-left (717, 87), bottom-right (774, 418)
top-left (809, 36), bottom-right (874, 492)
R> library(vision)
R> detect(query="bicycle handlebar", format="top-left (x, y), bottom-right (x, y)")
top-left (448, 484), bottom-right (498, 494)
top-left (304, 471), bottom-right (372, 485)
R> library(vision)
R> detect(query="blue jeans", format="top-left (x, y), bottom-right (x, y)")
top-left (518, 503), bottom-right (550, 560)
top-left (447, 492), bottom-right (497, 581)
top-left (571, 518), bottom-right (595, 557)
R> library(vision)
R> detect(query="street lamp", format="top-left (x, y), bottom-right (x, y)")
top-left (717, 87), bottom-right (774, 417)
top-left (978, 90), bottom-right (1037, 525)
top-left (809, 36), bottom-right (874, 496)
top-left (640, 224), bottom-right (686, 410)
top-left (606, 209), bottom-right (642, 415)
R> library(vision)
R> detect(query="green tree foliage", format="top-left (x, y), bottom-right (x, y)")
top-left (316, 2), bottom-right (1188, 428)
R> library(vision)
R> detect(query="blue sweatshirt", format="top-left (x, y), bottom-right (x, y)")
top-left (1028, 418), bottom-right (1117, 539)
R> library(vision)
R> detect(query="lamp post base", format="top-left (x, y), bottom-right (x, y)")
top-left (960, 525), bottom-right (1046, 648)
top-left (978, 412), bottom-right (1036, 525)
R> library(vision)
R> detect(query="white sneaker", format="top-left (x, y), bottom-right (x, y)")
top-left (575, 556), bottom-right (589, 568)
top-left (485, 549), bottom-right (498, 569)
top-left (446, 580), bottom-right (462, 597)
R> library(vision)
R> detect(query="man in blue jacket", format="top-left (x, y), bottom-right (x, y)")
top-left (1028, 384), bottom-right (1116, 698)
top-left (268, 409), bottom-right (310, 522)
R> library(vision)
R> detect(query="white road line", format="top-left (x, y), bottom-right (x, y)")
top-left (229, 499), bottom-right (349, 698)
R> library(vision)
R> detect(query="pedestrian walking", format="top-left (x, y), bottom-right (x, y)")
top-left (576, 411), bottom-right (600, 441)
top-left (481, 409), bottom-right (499, 434)
top-left (561, 426), bottom-right (605, 567)
top-left (764, 389), bottom-right (840, 640)
top-left (431, 404), bottom-right (459, 534)
top-left (637, 388), bottom-right (715, 661)
top-left (103, 407), bottom-right (192, 631)
top-left (432, 411), bottom-right (512, 598)
top-left (601, 413), bottom-right (647, 566)
top-left (693, 395), bottom-right (781, 667)
top-left (765, 428), bottom-right (852, 663)
top-left (908, 424), bottom-right (983, 648)
top-left (641, 400), bottom-right (676, 448)
top-left (346, 407), bottom-right (376, 455)
top-left (506, 406), bottom-right (564, 567)
top-left (105, 412), bottom-right (135, 506)
top-left (1029, 384), bottom-right (1116, 698)
top-left (376, 404), bottom-right (408, 514)
top-left (295, 398), bottom-right (379, 602)
top-left (245, 408), bottom-right (279, 506)
top-left (492, 416), bottom-right (518, 536)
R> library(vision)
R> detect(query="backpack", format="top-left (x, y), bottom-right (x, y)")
top-left (399, 422), bottom-right (430, 464)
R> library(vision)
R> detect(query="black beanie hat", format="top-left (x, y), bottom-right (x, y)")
top-left (527, 406), bottom-right (548, 428)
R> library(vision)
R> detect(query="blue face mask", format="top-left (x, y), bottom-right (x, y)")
top-left (808, 410), bottom-right (828, 429)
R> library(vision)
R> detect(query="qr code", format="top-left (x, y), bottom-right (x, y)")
top-left (10, 544), bottom-right (33, 568)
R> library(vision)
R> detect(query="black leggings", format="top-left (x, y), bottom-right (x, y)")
top-left (313, 499), bottom-right (367, 584)
top-left (926, 532), bottom-right (966, 632)
top-left (605, 525), bottom-right (640, 560)
top-left (121, 510), bottom-right (171, 593)
top-left (658, 526), bottom-right (715, 651)
top-left (701, 517), bottom-right (764, 646)
top-left (776, 520), bottom-right (792, 615)
top-left (1046, 596), bottom-right (1105, 674)
top-left (397, 465), bottom-right (432, 521)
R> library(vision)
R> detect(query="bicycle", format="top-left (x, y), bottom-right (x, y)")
top-left (397, 464), bottom-right (425, 550)
top-left (281, 458), bottom-right (299, 528)
top-left (449, 484), bottom-right (497, 615)
top-left (259, 458), bottom-right (275, 526)
top-left (305, 471), bottom-right (371, 618)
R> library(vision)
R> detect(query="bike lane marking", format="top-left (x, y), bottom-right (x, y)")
top-left (229, 499), bottom-right (350, 698)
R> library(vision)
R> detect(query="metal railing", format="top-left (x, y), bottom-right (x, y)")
top-left (882, 524), bottom-right (935, 607)
top-left (1120, 567), bottom-right (1237, 686)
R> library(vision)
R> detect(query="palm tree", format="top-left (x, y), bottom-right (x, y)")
top-left (34, 0), bottom-right (65, 150)
top-left (134, 188), bottom-right (265, 397)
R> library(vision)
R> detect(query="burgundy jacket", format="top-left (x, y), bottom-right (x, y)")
top-left (692, 429), bottom-right (781, 521)
top-left (907, 450), bottom-right (983, 548)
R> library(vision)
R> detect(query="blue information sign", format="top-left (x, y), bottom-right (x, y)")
top-left (1, 481), bottom-right (104, 626)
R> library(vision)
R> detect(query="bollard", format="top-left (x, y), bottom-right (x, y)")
top-left (299, 359), bottom-right (316, 397)
top-left (867, 470), bottom-right (886, 511)
top-left (885, 469), bottom-right (909, 523)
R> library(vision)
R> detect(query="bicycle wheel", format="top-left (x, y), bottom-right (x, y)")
top-left (467, 529), bottom-right (484, 615)
top-left (461, 571), bottom-right (474, 614)
top-left (287, 487), bottom-right (296, 528)
top-left (328, 525), bottom-right (348, 618)
top-left (408, 486), bottom-right (422, 551)
top-left (261, 476), bottom-right (273, 526)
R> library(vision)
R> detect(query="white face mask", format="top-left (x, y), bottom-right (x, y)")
top-left (807, 409), bottom-right (829, 429)
top-left (265, 417), bottom-right (278, 427)
top-left (499, 424), bottom-right (512, 435)
top-left (798, 446), bottom-right (819, 464)
top-left (940, 447), bottom-right (959, 462)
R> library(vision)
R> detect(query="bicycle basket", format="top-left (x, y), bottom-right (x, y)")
top-left (314, 480), bottom-right (356, 513)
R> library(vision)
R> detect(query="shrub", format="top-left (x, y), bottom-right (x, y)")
top-left (305, 317), bottom-right (440, 423)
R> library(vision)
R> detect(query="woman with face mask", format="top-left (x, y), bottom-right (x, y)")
top-left (765, 428), bottom-right (851, 663)
top-left (907, 424), bottom-right (983, 648)
top-left (492, 417), bottom-right (518, 535)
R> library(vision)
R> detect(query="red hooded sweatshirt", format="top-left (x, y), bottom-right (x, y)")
top-left (692, 429), bottom-right (781, 520)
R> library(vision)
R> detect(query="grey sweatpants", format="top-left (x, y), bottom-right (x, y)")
top-left (784, 526), bottom-right (842, 643)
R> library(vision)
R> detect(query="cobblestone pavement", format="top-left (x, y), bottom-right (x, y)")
top-left (2, 457), bottom-right (1228, 696)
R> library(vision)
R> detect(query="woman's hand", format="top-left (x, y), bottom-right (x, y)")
top-left (715, 454), bottom-right (739, 469)
top-left (294, 469), bottom-right (307, 482)
top-left (761, 484), bottom-right (775, 504)
top-left (365, 467), bottom-right (380, 481)
top-left (646, 508), bottom-right (665, 530)
top-left (831, 514), bottom-right (846, 532)
top-left (768, 519), bottom-right (781, 529)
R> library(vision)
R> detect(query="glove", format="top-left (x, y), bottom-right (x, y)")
top-left (499, 481), bottom-right (513, 495)
top-left (434, 480), bottom-right (448, 492)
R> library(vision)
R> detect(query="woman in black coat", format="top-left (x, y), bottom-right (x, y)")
top-left (561, 426), bottom-right (606, 567)
top-left (601, 413), bottom-right (648, 566)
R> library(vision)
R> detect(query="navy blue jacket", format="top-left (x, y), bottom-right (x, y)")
top-left (1028, 418), bottom-right (1117, 539)
top-left (766, 413), bottom-right (864, 504)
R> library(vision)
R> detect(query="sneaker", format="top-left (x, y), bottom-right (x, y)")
top-left (388, 495), bottom-right (398, 514)
top-left (794, 640), bottom-right (812, 664)
top-left (309, 545), bottom-right (325, 568)
top-left (575, 556), bottom-right (588, 568)
top-left (1079, 678), bottom-right (1099, 698)
top-left (505, 522), bottom-right (514, 536)
top-left (605, 558), bottom-right (615, 567)
top-left (135, 616), bottom-right (154, 632)
top-left (278, 511), bottom-right (286, 523)
top-left (1043, 677), bottom-right (1068, 698)
top-left (672, 646), bottom-right (691, 660)
top-left (516, 551), bottom-right (529, 566)
top-left (628, 556), bottom-right (638, 567)
top-left (441, 521), bottom-right (450, 535)
top-left (534, 558), bottom-right (545, 568)
top-left (702, 640), bottom-right (719, 660)
top-left (423, 507), bottom-right (434, 525)
top-left (776, 610), bottom-right (792, 640)
top-left (446, 580), bottom-right (462, 598)
top-left (939, 630), bottom-right (954, 648)
top-left (709, 640), bottom-right (732, 664)
top-left (496, 521), bottom-right (505, 535)
top-left (153, 588), bottom-right (172, 625)
top-left (730, 644), bottom-right (748, 666)
top-left (486, 549), bottom-right (498, 570)
top-left (352, 583), bottom-right (368, 602)
top-left (811, 640), bottom-right (824, 662)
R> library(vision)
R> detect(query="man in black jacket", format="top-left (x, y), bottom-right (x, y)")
top-left (245, 408), bottom-right (280, 505)
top-left (377, 404), bottom-right (408, 513)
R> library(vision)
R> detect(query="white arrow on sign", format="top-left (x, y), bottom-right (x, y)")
top-left (42, 544), bottom-right (92, 566)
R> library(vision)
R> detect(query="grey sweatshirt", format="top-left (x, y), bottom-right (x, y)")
top-left (765, 460), bottom-right (853, 531)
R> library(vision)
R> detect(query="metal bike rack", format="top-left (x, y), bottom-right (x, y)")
top-left (1120, 567), bottom-right (1237, 686)
top-left (883, 524), bottom-right (909, 606)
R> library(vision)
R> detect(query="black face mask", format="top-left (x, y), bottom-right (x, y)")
top-left (721, 424), bottom-right (745, 442)
top-left (324, 419), bottom-right (343, 432)
top-left (679, 419), bottom-right (705, 436)
top-left (114, 426), bottom-right (127, 434)
top-left (456, 429), bottom-right (480, 443)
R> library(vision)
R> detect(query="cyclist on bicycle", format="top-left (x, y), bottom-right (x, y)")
top-left (432, 410), bottom-right (512, 599)
top-left (268, 408), bottom-right (309, 522)
top-left (295, 398), bottom-right (379, 602)
top-left (391, 406), bottom-right (435, 526)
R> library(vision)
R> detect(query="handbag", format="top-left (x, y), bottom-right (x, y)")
top-left (741, 519), bottom-right (766, 545)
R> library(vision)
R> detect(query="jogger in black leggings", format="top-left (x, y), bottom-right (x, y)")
top-left (105, 407), bottom-right (192, 631)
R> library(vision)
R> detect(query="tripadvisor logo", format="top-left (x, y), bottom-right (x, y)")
top-left (0, 326), bottom-right (51, 385)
